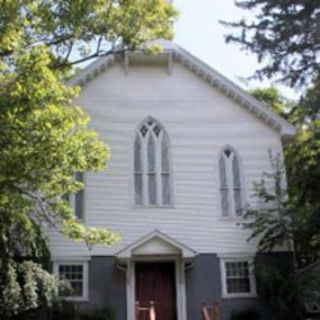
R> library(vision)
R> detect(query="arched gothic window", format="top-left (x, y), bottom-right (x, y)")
top-left (134, 118), bottom-right (171, 206)
top-left (219, 147), bottom-right (244, 217)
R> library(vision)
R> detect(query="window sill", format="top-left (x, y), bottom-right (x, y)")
top-left (62, 296), bottom-right (89, 302)
top-left (131, 205), bottom-right (175, 210)
top-left (222, 293), bottom-right (257, 299)
top-left (219, 216), bottom-right (244, 224)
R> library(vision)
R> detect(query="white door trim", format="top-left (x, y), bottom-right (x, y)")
top-left (126, 257), bottom-right (187, 320)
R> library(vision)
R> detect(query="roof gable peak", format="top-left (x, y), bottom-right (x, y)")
top-left (69, 42), bottom-right (296, 139)
top-left (116, 229), bottom-right (197, 262)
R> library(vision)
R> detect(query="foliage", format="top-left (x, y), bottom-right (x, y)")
top-left (47, 301), bottom-right (76, 320)
top-left (298, 76), bottom-right (320, 122)
top-left (255, 261), bottom-right (320, 320)
top-left (0, 0), bottom-right (178, 67)
top-left (255, 263), bottom-right (300, 319)
top-left (285, 117), bottom-right (320, 266)
top-left (230, 308), bottom-right (260, 320)
top-left (250, 86), bottom-right (320, 267)
top-left (5, 303), bottom-right (115, 320)
top-left (245, 86), bottom-right (320, 319)
top-left (222, 0), bottom-right (320, 87)
top-left (244, 152), bottom-right (295, 252)
top-left (243, 152), bottom-right (320, 318)
top-left (78, 306), bottom-right (115, 320)
top-left (0, 261), bottom-right (67, 319)
top-left (0, 0), bottom-right (177, 317)
top-left (250, 86), bottom-right (286, 115)
top-left (10, 300), bottom-right (77, 320)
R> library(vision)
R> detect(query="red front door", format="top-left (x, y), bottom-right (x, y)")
top-left (135, 262), bottom-right (177, 320)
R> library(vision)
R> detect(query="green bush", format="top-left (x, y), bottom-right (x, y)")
top-left (78, 306), bottom-right (114, 320)
top-left (230, 308), bottom-right (260, 320)
top-left (48, 301), bottom-right (76, 320)
top-left (4, 301), bottom-right (76, 320)
top-left (5, 303), bottom-right (115, 320)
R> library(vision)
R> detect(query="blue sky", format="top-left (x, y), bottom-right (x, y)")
top-left (173, 0), bottom-right (300, 100)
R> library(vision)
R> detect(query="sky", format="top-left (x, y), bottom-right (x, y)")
top-left (173, 0), bottom-right (300, 100)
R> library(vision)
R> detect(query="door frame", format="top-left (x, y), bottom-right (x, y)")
top-left (126, 257), bottom-right (187, 320)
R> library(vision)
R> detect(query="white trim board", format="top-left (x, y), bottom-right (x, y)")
top-left (126, 258), bottom-right (186, 320)
top-left (219, 256), bottom-right (257, 299)
top-left (116, 229), bottom-right (197, 262)
top-left (53, 260), bottom-right (89, 302)
top-left (117, 230), bottom-right (194, 320)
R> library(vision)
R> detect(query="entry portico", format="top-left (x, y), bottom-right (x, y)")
top-left (116, 230), bottom-right (197, 320)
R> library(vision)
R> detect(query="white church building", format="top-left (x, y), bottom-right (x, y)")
top-left (49, 33), bottom-right (296, 320)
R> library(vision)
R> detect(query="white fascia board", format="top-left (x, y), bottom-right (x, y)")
top-left (67, 42), bottom-right (297, 139)
top-left (116, 229), bottom-right (197, 260)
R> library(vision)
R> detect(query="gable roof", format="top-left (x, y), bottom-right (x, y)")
top-left (116, 229), bottom-right (197, 262)
top-left (69, 41), bottom-right (296, 139)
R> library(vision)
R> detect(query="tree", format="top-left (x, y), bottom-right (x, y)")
top-left (0, 1), bottom-right (177, 317)
top-left (1, 0), bottom-right (177, 66)
top-left (250, 86), bottom-right (287, 115)
top-left (244, 152), bottom-right (295, 253)
top-left (250, 86), bottom-right (320, 268)
top-left (285, 95), bottom-right (320, 267)
top-left (243, 152), bottom-right (320, 319)
top-left (222, 0), bottom-right (320, 87)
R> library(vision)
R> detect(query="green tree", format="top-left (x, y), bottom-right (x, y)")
top-left (0, 0), bottom-right (177, 66)
top-left (223, 0), bottom-right (320, 87)
top-left (251, 86), bottom-right (320, 267)
top-left (0, 0), bottom-right (178, 317)
top-left (250, 86), bottom-right (286, 115)
top-left (285, 98), bottom-right (320, 267)
top-left (243, 152), bottom-right (320, 319)
top-left (244, 152), bottom-right (295, 253)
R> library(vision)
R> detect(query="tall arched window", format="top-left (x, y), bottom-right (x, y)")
top-left (219, 147), bottom-right (244, 217)
top-left (134, 118), bottom-right (171, 206)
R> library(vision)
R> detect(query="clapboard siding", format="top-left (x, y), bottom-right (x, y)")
top-left (49, 61), bottom-right (283, 258)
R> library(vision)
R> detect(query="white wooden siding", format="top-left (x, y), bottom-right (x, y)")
top-left (48, 61), bottom-right (284, 257)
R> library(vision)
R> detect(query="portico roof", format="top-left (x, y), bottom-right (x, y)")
top-left (116, 229), bottom-right (197, 262)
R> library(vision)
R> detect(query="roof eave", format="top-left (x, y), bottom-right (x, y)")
top-left (68, 43), bottom-right (297, 139)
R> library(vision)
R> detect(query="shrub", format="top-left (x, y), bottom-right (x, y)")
top-left (230, 308), bottom-right (260, 320)
top-left (48, 301), bottom-right (76, 320)
top-left (78, 306), bottom-right (114, 320)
